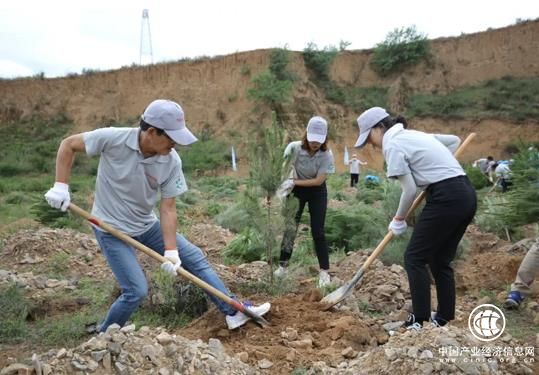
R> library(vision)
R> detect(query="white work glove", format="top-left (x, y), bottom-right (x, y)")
top-left (44, 182), bottom-right (71, 211)
top-left (160, 249), bottom-right (182, 276)
top-left (388, 218), bottom-right (407, 236)
top-left (276, 179), bottom-right (295, 199)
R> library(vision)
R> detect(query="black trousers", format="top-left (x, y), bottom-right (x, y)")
top-left (279, 183), bottom-right (329, 270)
top-left (404, 176), bottom-right (476, 323)
top-left (500, 178), bottom-right (512, 192)
top-left (350, 173), bottom-right (359, 187)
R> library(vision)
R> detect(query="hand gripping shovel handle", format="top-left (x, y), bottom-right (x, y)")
top-left (321, 133), bottom-right (476, 309)
top-left (68, 203), bottom-right (269, 327)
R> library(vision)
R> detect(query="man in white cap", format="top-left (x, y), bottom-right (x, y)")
top-left (44, 99), bottom-right (270, 331)
top-left (349, 153), bottom-right (367, 187)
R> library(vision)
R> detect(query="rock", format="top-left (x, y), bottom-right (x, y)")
top-left (156, 332), bottom-right (173, 345)
top-left (216, 329), bottom-right (230, 338)
top-left (406, 346), bottom-right (419, 358)
top-left (114, 361), bottom-right (128, 375)
top-left (384, 348), bottom-right (398, 361)
top-left (419, 362), bottom-right (434, 375)
top-left (455, 358), bottom-right (481, 375)
top-left (120, 324), bottom-right (136, 333)
top-left (419, 350), bottom-right (434, 359)
top-left (383, 321), bottom-right (403, 332)
top-left (477, 296), bottom-right (491, 305)
top-left (328, 327), bottom-right (344, 340)
top-left (55, 348), bottom-right (67, 359)
top-left (286, 350), bottom-right (296, 362)
top-left (289, 339), bottom-right (312, 349)
top-left (284, 327), bottom-right (298, 341)
top-left (341, 347), bottom-right (357, 359)
top-left (258, 359), bottom-right (273, 369)
top-left (141, 345), bottom-right (159, 363)
top-left (236, 352), bottom-right (249, 362)
top-left (102, 352), bottom-right (111, 370)
top-left (0, 363), bottom-right (31, 375)
top-left (105, 323), bottom-right (121, 333)
top-left (208, 338), bottom-right (225, 358)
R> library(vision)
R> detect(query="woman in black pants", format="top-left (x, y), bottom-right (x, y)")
top-left (274, 116), bottom-right (335, 288)
top-left (354, 107), bottom-right (477, 329)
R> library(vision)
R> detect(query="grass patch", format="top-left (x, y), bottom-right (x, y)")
top-left (0, 284), bottom-right (31, 343)
top-left (503, 309), bottom-right (539, 341)
top-left (407, 76), bottom-right (539, 120)
top-left (47, 252), bottom-right (70, 278)
top-left (358, 300), bottom-right (385, 319)
top-left (236, 276), bottom-right (297, 297)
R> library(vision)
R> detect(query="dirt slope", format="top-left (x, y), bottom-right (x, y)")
top-left (1, 20), bottom-right (539, 172)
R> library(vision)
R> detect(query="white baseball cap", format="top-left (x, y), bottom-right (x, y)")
top-left (306, 116), bottom-right (328, 143)
top-left (141, 99), bottom-right (198, 145)
top-left (354, 107), bottom-right (389, 148)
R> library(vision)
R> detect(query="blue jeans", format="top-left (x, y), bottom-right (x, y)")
top-left (93, 221), bottom-right (236, 331)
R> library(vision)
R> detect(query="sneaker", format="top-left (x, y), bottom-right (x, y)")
top-left (504, 291), bottom-right (523, 310)
top-left (430, 311), bottom-right (448, 327)
top-left (318, 270), bottom-right (331, 288)
top-left (274, 266), bottom-right (287, 278)
top-left (403, 313), bottom-right (423, 331)
top-left (85, 322), bottom-right (100, 334)
top-left (226, 301), bottom-right (271, 330)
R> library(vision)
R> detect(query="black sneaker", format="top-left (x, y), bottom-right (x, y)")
top-left (403, 313), bottom-right (422, 331)
top-left (430, 311), bottom-right (448, 327)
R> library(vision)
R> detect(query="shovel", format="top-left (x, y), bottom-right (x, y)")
top-left (321, 133), bottom-right (476, 309)
top-left (69, 203), bottom-right (270, 328)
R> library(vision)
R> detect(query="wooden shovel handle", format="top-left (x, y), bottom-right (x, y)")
top-left (68, 204), bottom-right (248, 314)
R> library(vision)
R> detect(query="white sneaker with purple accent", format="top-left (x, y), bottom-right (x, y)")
top-left (226, 302), bottom-right (271, 330)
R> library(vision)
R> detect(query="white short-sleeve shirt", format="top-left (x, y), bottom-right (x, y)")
top-left (83, 127), bottom-right (187, 236)
top-left (349, 159), bottom-right (360, 174)
top-left (382, 124), bottom-right (465, 188)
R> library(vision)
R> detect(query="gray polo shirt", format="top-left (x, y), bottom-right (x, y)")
top-left (382, 124), bottom-right (465, 188)
top-left (284, 141), bottom-right (334, 180)
top-left (83, 127), bottom-right (187, 236)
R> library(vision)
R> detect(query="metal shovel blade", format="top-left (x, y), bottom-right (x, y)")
top-left (320, 268), bottom-right (365, 309)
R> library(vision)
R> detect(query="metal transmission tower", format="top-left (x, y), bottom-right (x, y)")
top-left (139, 9), bottom-right (153, 65)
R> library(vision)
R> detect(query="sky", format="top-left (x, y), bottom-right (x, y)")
top-left (1, 0), bottom-right (538, 79)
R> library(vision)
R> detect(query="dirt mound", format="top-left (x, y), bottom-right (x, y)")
top-left (308, 323), bottom-right (537, 374)
top-left (179, 294), bottom-right (387, 374)
top-left (2, 227), bottom-right (103, 272)
top-left (2, 325), bottom-right (257, 375)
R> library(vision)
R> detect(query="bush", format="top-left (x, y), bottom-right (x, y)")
top-left (464, 164), bottom-right (491, 190)
top-left (223, 227), bottom-right (266, 264)
top-left (325, 203), bottom-right (386, 252)
top-left (215, 200), bottom-right (261, 233)
top-left (179, 139), bottom-right (231, 173)
top-left (475, 196), bottom-right (511, 238)
top-left (269, 47), bottom-right (294, 82)
top-left (303, 42), bottom-right (338, 83)
top-left (247, 70), bottom-right (293, 107)
top-left (0, 284), bottom-right (30, 343)
top-left (370, 26), bottom-right (430, 77)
